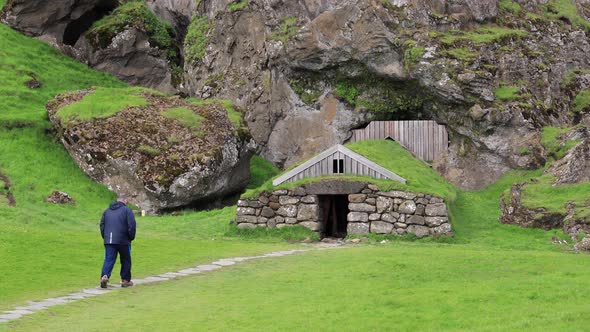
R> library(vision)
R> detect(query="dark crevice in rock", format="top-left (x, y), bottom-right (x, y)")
top-left (62, 0), bottom-right (119, 46)
top-left (161, 190), bottom-right (243, 214)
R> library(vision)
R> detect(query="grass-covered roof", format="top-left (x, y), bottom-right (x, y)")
top-left (244, 139), bottom-right (457, 202)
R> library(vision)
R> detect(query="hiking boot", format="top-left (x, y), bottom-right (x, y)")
top-left (100, 275), bottom-right (109, 289)
top-left (121, 280), bottom-right (134, 288)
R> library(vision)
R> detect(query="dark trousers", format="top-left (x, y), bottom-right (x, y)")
top-left (101, 244), bottom-right (132, 281)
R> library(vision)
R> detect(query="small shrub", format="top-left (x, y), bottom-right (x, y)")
top-left (573, 89), bottom-right (590, 114)
top-left (227, 0), bottom-right (248, 12)
top-left (87, 1), bottom-right (177, 61)
top-left (499, 0), bottom-right (522, 15)
top-left (494, 86), bottom-right (520, 101)
top-left (161, 107), bottom-right (204, 133)
top-left (404, 46), bottom-right (426, 64)
top-left (270, 16), bottom-right (299, 43)
top-left (334, 80), bottom-right (359, 105)
top-left (441, 47), bottom-right (478, 62)
top-left (289, 80), bottom-right (321, 105)
top-left (184, 15), bottom-right (211, 63)
top-left (137, 144), bottom-right (160, 157)
top-left (248, 155), bottom-right (280, 189)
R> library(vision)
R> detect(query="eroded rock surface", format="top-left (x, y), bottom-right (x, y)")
top-left (6, 0), bottom-right (590, 189)
top-left (46, 88), bottom-right (253, 212)
top-left (1, 0), bottom-right (178, 93)
top-left (546, 127), bottom-right (590, 184)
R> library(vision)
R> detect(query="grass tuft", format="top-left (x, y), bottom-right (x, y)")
top-left (573, 89), bottom-right (590, 114)
top-left (499, 0), bottom-right (522, 15)
top-left (55, 87), bottom-right (149, 125)
top-left (184, 15), bottom-right (211, 63)
top-left (161, 106), bottom-right (205, 135)
top-left (87, 1), bottom-right (177, 61)
top-left (543, 0), bottom-right (590, 32)
top-left (227, 0), bottom-right (249, 12)
top-left (270, 16), bottom-right (299, 43)
top-left (494, 85), bottom-right (520, 101)
top-left (248, 155), bottom-right (280, 189)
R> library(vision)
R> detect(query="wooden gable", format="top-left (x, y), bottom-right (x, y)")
top-left (272, 145), bottom-right (406, 186)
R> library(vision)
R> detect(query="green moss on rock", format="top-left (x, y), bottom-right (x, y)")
top-left (494, 86), bottom-right (520, 101)
top-left (184, 15), bottom-right (211, 63)
top-left (54, 87), bottom-right (149, 127)
top-left (86, 1), bottom-right (177, 61)
top-left (270, 16), bottom-right (299, 43)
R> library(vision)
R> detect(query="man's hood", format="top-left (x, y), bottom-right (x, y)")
top-left (110, 201), bottom-right (126, 210)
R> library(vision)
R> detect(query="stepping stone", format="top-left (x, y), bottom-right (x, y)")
top-left (82, 288), bottom-right (111, 295)
top-left (142, 276), bottom-right (169, 283)
top-left (263, 253), bottom-right (286, 257)
top-left (132, 279), bottom-right (148, 285)
top-left (43, 298), bottom-right (71, 305)
top-left (158, 272), bottom-right (186, 278)
top-left (195, 264), bottom-right (222, 272)
top-left (5, 309), bottom-right (33, 315)
top-left (21, 302), bottom-right (50, 311)
top-left (211, 260), bottom-right (236, 266)
top-left (177, 268), bottom-right (202, 275)
top-left (64, 292), bottom-right (94, 300)
top-left (0, 313), bottom-right (22, 320)
top-left (229, 257), bottom-right (251, 262)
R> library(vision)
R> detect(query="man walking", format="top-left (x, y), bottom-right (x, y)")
top-left (99, 194), bottom-right (136, 288)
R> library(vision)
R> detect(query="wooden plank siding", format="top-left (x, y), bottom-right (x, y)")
top-left (272, 145), bottom-right (406, 186)
top-left (349, 120), bottom-right (448, 162)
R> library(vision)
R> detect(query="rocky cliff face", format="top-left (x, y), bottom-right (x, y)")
top-left (46, 88), bottom-right (253, 212)
top-left (5, 0), bottom-right (590, 189)
top-left (499, 127), bottom-right (590, 237)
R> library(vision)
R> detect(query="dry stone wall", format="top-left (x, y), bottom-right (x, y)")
top-left (236, 183), bottom-right (452, 238)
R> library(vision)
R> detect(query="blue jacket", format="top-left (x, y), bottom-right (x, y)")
top-left (100, 202), bottom-right (136, 245)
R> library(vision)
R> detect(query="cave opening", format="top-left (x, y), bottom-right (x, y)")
top-left (62, 0), bottom-right (119, 46)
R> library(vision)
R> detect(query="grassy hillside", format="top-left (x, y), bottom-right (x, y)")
top-left (0, 21), bottom-right (296, 311)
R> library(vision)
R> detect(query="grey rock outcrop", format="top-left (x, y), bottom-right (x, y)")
top-left (1, 0), bottom-right (177, 92)
top-left (546, 127), bottom-right (590, 185)
top-left (6, 0), bottom-right (590, 190)
top-left (46, 88), bottom-right (253, 213)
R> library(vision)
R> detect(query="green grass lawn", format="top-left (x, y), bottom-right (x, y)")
top-left (2, 5), bottom-right (590, 330)
top-left (4, 245), bottom-right (589, 331)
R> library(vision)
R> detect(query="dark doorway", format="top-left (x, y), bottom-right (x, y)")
top-left (318, 195), bottom-right (349, 238)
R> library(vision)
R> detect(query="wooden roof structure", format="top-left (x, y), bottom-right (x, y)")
top-left (272, 144), bottom-right (406, 186)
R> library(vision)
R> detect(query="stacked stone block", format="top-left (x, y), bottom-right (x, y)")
top-left (346, 185), bottom-right (451, 238)
top-left (235, 183), bottom-right (452, 238)
top-left (236, 189), bottom-right (321, 231)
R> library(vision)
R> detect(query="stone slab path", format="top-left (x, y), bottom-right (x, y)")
top-left (0, 248), bottom-right (319, 324)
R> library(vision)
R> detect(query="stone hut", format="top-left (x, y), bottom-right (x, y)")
top-left (236, 144), bottom-right (452, 238)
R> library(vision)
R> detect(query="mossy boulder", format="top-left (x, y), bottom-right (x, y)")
top-left (47, 87), bottom-right (253, 213)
